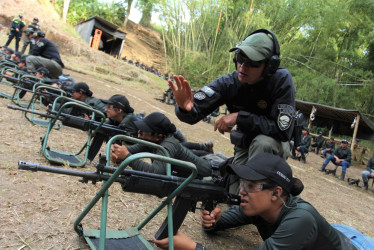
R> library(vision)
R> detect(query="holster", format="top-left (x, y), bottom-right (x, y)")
top-left (230, 130), bottom-right (250, 148)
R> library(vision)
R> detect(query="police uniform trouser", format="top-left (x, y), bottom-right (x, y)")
top-left (26, 55), bottom-right (63, 78)
top-left (21, 36), bottom-right (31, 54)
top-left (5, 31), bottom-right (21, 52)
top-left (229, 134), bottom-right (290, 194)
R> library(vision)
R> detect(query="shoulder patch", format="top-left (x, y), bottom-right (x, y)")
top-left (200, 86), bottom-right (215, 97)
top-left (194, 91), bottom-right (206, 100)
top-left (37, 41), bottom-right (44, 47)
top-left (277, 104), bottom-right (295, 131)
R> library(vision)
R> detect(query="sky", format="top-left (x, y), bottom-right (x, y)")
top-left (99, 0), bottom-right (160, 24)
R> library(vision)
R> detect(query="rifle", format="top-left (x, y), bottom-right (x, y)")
top-left (7, 103), bottom-right (131, 138)
top-left (18, 155), bottom-right (240, 241)
top-left (8, 103), bottom-right (132, 165)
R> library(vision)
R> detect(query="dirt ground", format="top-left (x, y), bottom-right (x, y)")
top-left (1, 0), bottom-right (374, 249)
top-left (0, 67), bottom-right (374, 250)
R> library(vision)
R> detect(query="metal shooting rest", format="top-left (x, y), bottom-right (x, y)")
top-left (41, 96), bottom-right (106, 168)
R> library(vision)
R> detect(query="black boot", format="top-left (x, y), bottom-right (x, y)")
top-left (319, 164), bottom-right (326, 172)
top-left (338, 172), bottom-right (346, 180)
top-left (362, 182), bottom-right (368, 190)
top-left (301, 156), bottom-right (306, 163)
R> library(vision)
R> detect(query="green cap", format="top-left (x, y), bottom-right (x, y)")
top-left (19, 13), bottom-right (23, 18)
top-left (229, 33), bottom-right (273, 61)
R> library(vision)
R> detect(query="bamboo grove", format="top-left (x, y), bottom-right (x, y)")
top-left (55, 0), bottom-right (374, 120)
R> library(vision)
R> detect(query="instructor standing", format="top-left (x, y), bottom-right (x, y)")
top-left (4, 14), bottom-right (26, 52)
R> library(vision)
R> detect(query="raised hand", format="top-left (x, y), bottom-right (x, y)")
top-left (168, 75), bottom-right (194, 111)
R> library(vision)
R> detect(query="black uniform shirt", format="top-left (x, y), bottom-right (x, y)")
top-left (10, 18), bottom-right (25, 32)
top-left (28, 22), bottom-right (41, 32)
top-left (335, 146), bottom-right (352, 163)
top-left (30, 38), bottom-right (64, 67)
top-left (176, 69), bottom-right (295, 142)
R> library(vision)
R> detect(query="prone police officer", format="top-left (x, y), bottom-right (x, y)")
top-left (169, 29), bottom-right (296, 193)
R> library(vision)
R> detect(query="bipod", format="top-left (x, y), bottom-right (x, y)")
top-left (24, 84), bottom-right (67, 129)
top-left (0, 63), bottom-right (23, 99)
top-left (11, 74), bottom-right (43, 107)
top-left (41, 96), bottom-right (106, 167)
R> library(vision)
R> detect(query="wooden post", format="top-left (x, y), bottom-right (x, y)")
top-left (308, 106), bottom-right (316, 130)
top-left (351, 114), bottom-right (360, 153)
top-left (328, 125), bottom-right (333, 138)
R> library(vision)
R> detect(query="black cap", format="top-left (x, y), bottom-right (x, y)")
top-left (35, 67), bottom-right (50, 75)
top-left (341, 139), bottom-right (348, 144)
top-left (37, 31), bottom-right (45, 38)
top-left (330, 137), bottom-right (334, 140)
top-left (6, 47), bottom-right (14, 54)
top-left (73, 82), bottom-right (90, 94)
top-left (134, 112), bottom-right (176, 134)
top-left (17, 58), bottom-right (26, 64)
top-left (14, 52), bottom-right (22, 58)
top-left (227, 153), bottom-right (293, 193)
top-left (33, 17), bottom-right (39, 21)
top-left (101, 94), bottom-right (134, 113)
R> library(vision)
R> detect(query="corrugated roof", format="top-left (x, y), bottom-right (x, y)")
top-left (296, 99), bottom-right (374, 131)
top-left (76, 16), bottom-right (125, 33)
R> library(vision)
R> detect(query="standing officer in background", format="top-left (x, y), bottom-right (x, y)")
top-left (21, 17), bottom-right (41, 54)
top-left (26, 31), bottom-right (64, 78)
top-left (4, 14), bottom-right (26, 52)
top-left (169, 29), bottom-right (295, 192)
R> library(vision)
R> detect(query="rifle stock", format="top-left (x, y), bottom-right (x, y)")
top-left (18, 160), bottom-right (240, 240)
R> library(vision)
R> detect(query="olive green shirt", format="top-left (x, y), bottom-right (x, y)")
top-left (204, 195), bottom-right (356, 250)
top-left (127, 135), bottom-right (211, 178)
top-left (108, 113), bottom-right (138, 137)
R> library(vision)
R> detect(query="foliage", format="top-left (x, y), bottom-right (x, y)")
top-left (52, 0), bottom-right (374, 121)
top-left (156, 0), bottom-right (374, 121)
top-left (54, 0), bottom-right (127, 26)
top-left (137, 0), bottom-right (155, 27)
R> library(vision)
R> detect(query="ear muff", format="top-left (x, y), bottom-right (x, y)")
top-left (249, 29), bottom-right (281, 78)
top-left (232, 49), bottom-right (240, 69)
top-left (234, 29), bottom-right (281, 78)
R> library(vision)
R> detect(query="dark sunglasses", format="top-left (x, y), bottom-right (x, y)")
top-left (235, 53), bottom-right (264, 68)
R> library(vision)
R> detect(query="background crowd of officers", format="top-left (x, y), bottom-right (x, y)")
top-left (122, 56), bottom-right (170, 80)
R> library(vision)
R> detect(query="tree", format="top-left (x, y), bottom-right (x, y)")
top-left (138, 0), bottom-right (156, 27)
top-left (62, 0), bottom-right (71, 23)
top-left (123, 0), bottom-right (134, 30)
